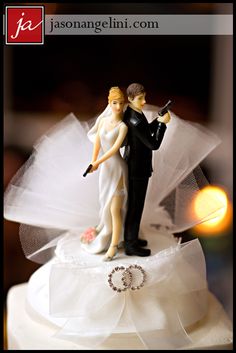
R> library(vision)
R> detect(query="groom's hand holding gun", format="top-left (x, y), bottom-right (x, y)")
top-left (157, 100), bottom-right (172, 124)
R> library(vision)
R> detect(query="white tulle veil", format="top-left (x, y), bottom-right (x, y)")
top-left (87, 103), bottom-right (112, 143)
top-left (4, 104), bottom-right (222, 263)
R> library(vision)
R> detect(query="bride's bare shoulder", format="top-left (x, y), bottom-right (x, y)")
top-left (120, 121), bottom-right (128, 131)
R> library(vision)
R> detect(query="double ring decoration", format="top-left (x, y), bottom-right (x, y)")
top-left (108, 264), bottom-right (147, 292)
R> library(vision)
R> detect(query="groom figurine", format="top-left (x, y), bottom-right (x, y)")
top-left (123, 83), bottom-right (171, 256)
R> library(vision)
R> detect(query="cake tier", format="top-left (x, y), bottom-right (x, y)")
top-left (20, 234), bottom-right (216, 348)
top-left (7, 283), bottom-right (233, 350)
top-left (28, 235), bottom-right (207, 334)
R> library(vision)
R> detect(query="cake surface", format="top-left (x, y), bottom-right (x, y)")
top-left (6, 232), bottom-right (233, 350)
top-left (25, 232), bottom-right (209, 346)
top-left (7, 283), bottom-right (233, 350)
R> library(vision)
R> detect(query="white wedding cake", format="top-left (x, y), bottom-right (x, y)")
top-left (5, 107), bottom-right (233, 349)
top-left (7, 231), bottom-right (233, 350)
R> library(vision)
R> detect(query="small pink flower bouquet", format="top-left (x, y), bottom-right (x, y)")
top-left (80, 227), bottom-right (97, 244)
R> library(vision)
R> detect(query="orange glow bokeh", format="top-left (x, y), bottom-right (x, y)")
top-left (192, 185), bottom-right (232, 236)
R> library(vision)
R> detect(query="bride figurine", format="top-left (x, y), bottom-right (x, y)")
top-left (80, 87), bottom-right (128, 261)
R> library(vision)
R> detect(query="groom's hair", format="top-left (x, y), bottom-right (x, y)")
top-left (127, 83), bottom-right (145, 100)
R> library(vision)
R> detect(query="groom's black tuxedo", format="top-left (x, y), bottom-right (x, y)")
top-left (123, 106), bottom-right (166, 178)
top-left (123, 106), bottom-right (167, 252)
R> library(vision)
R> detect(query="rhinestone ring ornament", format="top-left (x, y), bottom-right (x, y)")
top-left (108, 264), bottom-right (146, 292)
top-left (108, 266), bottom-right (129, 292)
top-left (122, 264), bottom-right (146, 291)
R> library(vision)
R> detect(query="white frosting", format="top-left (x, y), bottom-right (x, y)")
top-left (6, 232), bottom-right (230, 350)
top-left (7, 283), bottom-right (233, 350)
top-left (27, 234), bottom-right (207, 337)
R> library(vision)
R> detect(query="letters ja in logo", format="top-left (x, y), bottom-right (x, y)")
top-left (11, 12), bottom-right (43, 40)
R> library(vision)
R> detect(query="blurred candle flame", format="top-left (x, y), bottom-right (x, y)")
top-left (192, 185), bottom-right (232, 235)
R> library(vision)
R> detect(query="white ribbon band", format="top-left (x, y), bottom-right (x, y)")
top-left (50, 239), bottom-right (207, 349)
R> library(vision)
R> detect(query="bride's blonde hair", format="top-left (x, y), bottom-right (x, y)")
top-left (108, 87), bottom-right (125, 103)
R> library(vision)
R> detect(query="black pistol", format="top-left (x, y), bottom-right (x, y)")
top-left (83, 164), bottom-right (93, 177)
top-left (158, 100), bottom-right (172, 117)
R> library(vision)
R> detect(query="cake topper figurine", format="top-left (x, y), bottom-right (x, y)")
top-left (123, 83), bottom-right (171, 257)
top-left (80, 87), bottom-right (128, 261)
top-left (81, 84), bottom-right (172, 260)
top-left (4, 82), bottom-right (222, 267)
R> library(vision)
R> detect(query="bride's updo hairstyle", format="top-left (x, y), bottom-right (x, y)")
top-left (108, 87), bottom-right (125, 103)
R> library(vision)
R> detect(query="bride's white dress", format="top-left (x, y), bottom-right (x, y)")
top-left (81, 120), bottom-right (128, 254)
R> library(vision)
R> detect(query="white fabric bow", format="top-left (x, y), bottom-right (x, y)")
top-left (50, 239), bottom-right (207, 349)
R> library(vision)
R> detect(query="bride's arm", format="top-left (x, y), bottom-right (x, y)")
top-left (91, 130), bottom-right (101, 163)
top-left (92, 124), bottom-right (128, 169)
top-left (89, 119), bottom-right (104, 171)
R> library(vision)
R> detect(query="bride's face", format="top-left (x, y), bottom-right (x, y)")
top-left (110, 98), bottom-right (125, 115)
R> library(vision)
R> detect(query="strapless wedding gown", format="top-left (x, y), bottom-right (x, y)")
top-left (81, 121), bottom-right (128, 254)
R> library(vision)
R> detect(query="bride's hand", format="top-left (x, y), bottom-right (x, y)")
top-left (90, 162), bottom-right (99, 172)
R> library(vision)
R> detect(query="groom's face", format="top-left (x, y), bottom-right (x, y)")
top-left (129, 93), bottom-right (146, 111)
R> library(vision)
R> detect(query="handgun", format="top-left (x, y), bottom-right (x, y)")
top-left (158, 100), bottom-right (172, 117)
top-left (83, 164), bottom-right (93, 177)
